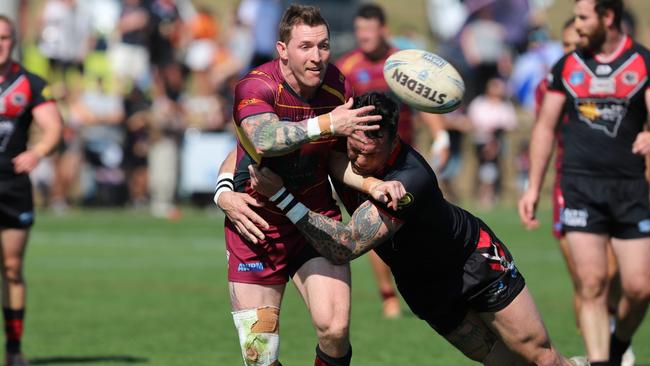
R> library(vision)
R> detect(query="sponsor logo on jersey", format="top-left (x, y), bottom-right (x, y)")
top-left (576, 99), bottom-right (628, 137)
top-left (622, 71), bottom-right (639, 85)
top-left (638, 219), bottom-right (650, 233)
top-left (237, 98), bottom-right (264, 111)
top-left (356, 69), bottom-right (370, 84)
top-left (562, 208), bottom-right (588, 227)
top-left (570, 71), bottom-right (585, 86)
top-left (10, 92), bottom-right (26, 108)
top-left (237, 262), bottom-right (265, 272)
top-left (589, 78), bottom-right (616, 94)
top-left (595, 64), bottom-right (613, 75)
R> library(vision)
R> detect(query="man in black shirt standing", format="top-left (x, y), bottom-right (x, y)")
top-left (250, 92), bottom-right (576, 366)
top-left (519, 1), bottom-right (650, 365)
top-left (0, 15), bottom-right (62, 366)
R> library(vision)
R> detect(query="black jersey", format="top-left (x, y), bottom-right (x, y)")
top-left (0, 62), bottom-right (51, 177)
top-left (334, 141), bottom-right (480, 286)
top-left (548, 36), bottom-right (650, 178)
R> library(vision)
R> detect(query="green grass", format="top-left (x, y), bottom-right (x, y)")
top-left (22, 207), bottom-right (650, 365)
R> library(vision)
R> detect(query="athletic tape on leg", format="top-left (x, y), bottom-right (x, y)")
top-left (232, 307), bottom-right (280, 366)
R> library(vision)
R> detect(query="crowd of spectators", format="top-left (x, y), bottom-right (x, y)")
top-left (10, 0), bottom-right (642, 216)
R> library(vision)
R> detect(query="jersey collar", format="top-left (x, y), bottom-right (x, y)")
top-left (377, 138), bottom-right (403, 176)
top-left (595, 34), bottom-right (632, 64)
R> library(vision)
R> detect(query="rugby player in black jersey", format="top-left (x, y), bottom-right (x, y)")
top-left (250, 92), bottom-right (577, 366)
top-left (0, 15), bottom-right (62, 366)
top-left (519, 1), bottom-right (650, 365)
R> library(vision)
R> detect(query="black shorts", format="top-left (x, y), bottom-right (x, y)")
top-left (560, 175), bottom-right (650, 239)
top-left (399, 222), bottom-right (525, 335)
top-left (0, 175), bottom-right (34, 229)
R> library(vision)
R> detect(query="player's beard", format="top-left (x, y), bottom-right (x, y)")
top-left (580, 19), bottom-right (607, 53)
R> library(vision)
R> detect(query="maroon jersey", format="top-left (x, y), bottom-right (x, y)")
top-left (548, 36), bottom-right (650, 178)
top-left (232, 59), bottom-right (353, 228)
top-left (336, 47), bottom-right (415, 144)
top-left (0, 63), bottom-right (52, 176)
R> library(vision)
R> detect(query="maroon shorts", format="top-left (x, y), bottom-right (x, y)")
top-left (552, 181), bottom-right (565, 239)
top-left (226, 213), bottom-right (342, 285)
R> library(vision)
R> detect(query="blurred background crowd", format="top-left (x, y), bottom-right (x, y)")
top-left (2, 0), bottom-right (648, 218)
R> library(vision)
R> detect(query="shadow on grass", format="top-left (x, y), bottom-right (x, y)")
top-left (30, 355), bottom-right (148, 364)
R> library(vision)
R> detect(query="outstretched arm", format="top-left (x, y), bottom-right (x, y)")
top-left (518, 91), bottom-right (565, 229)
top-left (249, 165), bottom-right (402, 264)
top-left (293, 200), bottom-right (401, 264)
top-left (239, 98), bottom-right (381, 157)
top-left (328, 151), bottom-right (406, 210)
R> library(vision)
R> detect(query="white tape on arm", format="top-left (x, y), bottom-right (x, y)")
top-left (214, 173), bottom-right (234, 206)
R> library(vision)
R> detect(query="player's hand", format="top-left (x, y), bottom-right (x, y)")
top-left (518, 189), bottom-right (540, 230)
top-left (632, 131), bottom-right (650, 155)
top-left (12, 150), bottom-right (41, 174)
top-left (329, 98), bottom-right (381, 137)
top-left (369, 180), bottom-right (407, 210)
top-left (249, 165), bottom-right (284, 198)
top-left (217, 191), bottom-right (269, 244)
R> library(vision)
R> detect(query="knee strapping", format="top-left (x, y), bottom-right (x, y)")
top-left (232, 307), bottom-right (280, 366)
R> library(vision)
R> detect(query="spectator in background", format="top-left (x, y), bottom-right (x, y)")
top-left (436, 110), bottom-right (472, 203)
top-left (75, 77), bottom-right (126, 206)
top-left (459, 5), bottom-right (511, 101)
top-left (37, 0), bottom-right (92, 87)
top-left (237, 0), bottom-right (281, 68)
top-left (510, 25), bottom-right (563, 114)
top-left (109, 0), bottom-right (152, 90)
top-left (468, 77), bottom-right (517, 209)
top-left (148, 95), bottom-right (183, 219)
top-left (123, 88), bottom-right (152, 208)
top-left (148, 0), bottom-right (184, 101)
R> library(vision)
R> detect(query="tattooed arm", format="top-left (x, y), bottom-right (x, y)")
top-left (294, 201), bottom-right (402, 264)
top-left (248, 164), bottom-right (402, 264)
top-left (239, 98), bottom-right (381, 157)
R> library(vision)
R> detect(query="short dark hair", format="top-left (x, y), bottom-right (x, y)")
top-left (353, 92), bottom-right (399, 140)
top-left (278, 4), bottom-right (329, 44)
top-left (576, 0), bottom-right (623, 30)
top-left (563, 17), bottom-right (575, 30)
top-left (0, 15), bottom-right (16, 41)
top-left (356, 3), bottom-right (386, 25)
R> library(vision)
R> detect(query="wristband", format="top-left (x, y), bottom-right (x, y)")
top-left (268, 185), bottom-right (309, 223)
top-left (431, 130), bottom-right (450, 153)
top-left (213, 173), bottom-right (234, 206)
top-left (307, 114), bottom-right (333, 140)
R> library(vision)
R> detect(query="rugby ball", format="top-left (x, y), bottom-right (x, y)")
top-left (383, 49), bottom-right (465, 113)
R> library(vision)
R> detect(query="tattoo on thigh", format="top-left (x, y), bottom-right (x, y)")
top-left (447, 315), bottom-right (498, 361)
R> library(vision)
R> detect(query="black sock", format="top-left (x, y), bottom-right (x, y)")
top-left (590, 362), bottom-right (610, 366)
top-left (609, 333), bottom-right (630, 366)
top-left (315, 344), bottom-right (352, 366)
top-left (3, 308), bottom-right (24, 354)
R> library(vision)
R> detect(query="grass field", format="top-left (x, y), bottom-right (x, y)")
top-left (20, 206), bottom-right (650, 365)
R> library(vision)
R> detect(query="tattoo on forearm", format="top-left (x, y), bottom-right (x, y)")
top-left (243, 113), bottom-right (309, 156)
top-left (295, 201), bottom-right (398, 264)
